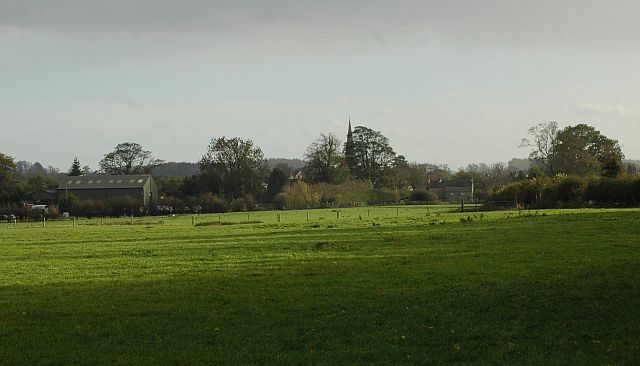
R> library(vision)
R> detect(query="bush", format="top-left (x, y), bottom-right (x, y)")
top-left (584, 177), bottom-right (640, 207)
top-left (542, 175), bottom-right (585, 205)
top-left (198, 192), bottom-right (228, 213)
top-left (162, 196), bottom-right (186, 213)
top-left (230, 197), bottom-right (247, 212)
top-left (368, 188), bottom-right (401, 205)
top-left (273, 192), bottom-right (289, 210)
top-left (555, 175), bottom-right (585, 202)
top-left (489, 177), bottom-right (550, 208)
top-left (410, 189), bottom-right (437, 203)
top-left (491, 176), bottom-right (640, 208)
top-left (45, 206), bottom-right (60, 220)
top-left (58, 193), bottom-right (80, 213)
top-left (106, 196), bottom-right (141, 216)
top-left (280, 181), bottom-right (320, 209)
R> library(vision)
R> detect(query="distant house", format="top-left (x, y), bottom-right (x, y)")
top-left (427, 179), bottom-right (474, 200)
top-left (23, 190), bottom-right (59, 207)
top-left (289, 171), bottom-right (304, 181)
top-left (57, 175), bottom-right (158, 207)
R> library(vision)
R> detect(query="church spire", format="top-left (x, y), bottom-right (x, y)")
top-left (345, 116), bottom-right (355, 174)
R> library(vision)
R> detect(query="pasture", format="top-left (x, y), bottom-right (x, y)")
top-left (1, 206), bottom-right (639, 364)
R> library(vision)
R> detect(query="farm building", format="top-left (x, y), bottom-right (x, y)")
top-left (22, 189), bottom-right (59, 207)
top-left (427, 179), bottom-right (474, 201)
top-left (56, 175), bottom-right (158, 207)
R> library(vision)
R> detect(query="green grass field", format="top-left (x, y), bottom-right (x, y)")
top-left (1, 206), bottom-right (639, 365)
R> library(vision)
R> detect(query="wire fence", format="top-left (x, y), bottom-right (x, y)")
top-left (0, 204), bottom-right (487, 228)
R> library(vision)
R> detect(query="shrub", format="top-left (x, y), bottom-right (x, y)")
top-left (162, 196), bottom-right (186, 213)
top-left (491, 176), bottom-right (640, 208)
top-left (273, 192), bottom-right (289, 210)
top-left (547, 175), bottom-right (585, 203)
top-left (410, 189), bottom-right (437, 203)
top-left (489, 177), bottom-right (550, 208)
top-left (106, 196), bottom-right (141, 216)
top-left (280, 181), bottom-right (320, 209)
top-left (230, 197), bottom-right (247, 212)
top-left (198, 192), bottom-right (227, 213)
top-left (45, 207), bottom-right (62, 219)
top-left (368, 188), bottom-right (400, 205)
top-left (588, 177), bottom-right (638, 206)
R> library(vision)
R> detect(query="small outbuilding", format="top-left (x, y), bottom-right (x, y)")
top-left (23, 189), bottom-right (59, 207)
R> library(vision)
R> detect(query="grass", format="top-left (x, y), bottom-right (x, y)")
top-left (1, 206), bottom-right (639, 364)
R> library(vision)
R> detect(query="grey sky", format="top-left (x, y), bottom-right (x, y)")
top-left (1, 0), bottom-right (639, 170)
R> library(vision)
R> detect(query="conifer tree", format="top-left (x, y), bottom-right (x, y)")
top-left (69, 158), bottom-right (82, 176)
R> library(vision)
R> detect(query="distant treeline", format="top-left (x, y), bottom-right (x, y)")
top-left (2, 122), bottom-right (640, 216)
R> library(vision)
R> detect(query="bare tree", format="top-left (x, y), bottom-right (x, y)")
top-left (520, 122), bottom-right (559, 175)
top-left (99, 142), bottom-right (163, 175)
top-left (304, 133), bottom-right (347, 184)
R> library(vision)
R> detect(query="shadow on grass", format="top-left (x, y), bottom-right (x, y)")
top-left (1, 261), bottom-right (639, 365)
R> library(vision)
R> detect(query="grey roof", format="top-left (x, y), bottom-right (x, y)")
top-left (24, 190), bottom-right (58, 200)
top-left (57, 175), bottom-right (152, 190)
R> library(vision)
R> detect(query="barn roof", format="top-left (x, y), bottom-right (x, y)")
top-left (57, 175), bottom-right (152, 190)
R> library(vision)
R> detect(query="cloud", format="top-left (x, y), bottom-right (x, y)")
top-left (574, 102), bottom-right (635, 117)
top-left (373, 32), bottom-right (387, 46)
top-left (338, 96), bottom-right (351, 105)
top-left (1, 0), bottom-right (640, 48)
top-left (0, 25), bottom-right (22, 38)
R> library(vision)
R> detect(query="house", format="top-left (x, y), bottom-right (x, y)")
top-left (289, 171), bottom-right (304, 181)
top-left (56, 174), bottom-right (158, 207)
top-left (427, 179), bottom-right (474, 201)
